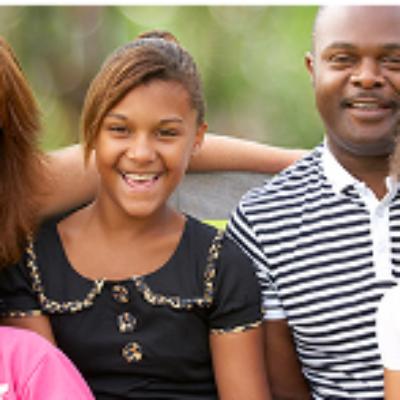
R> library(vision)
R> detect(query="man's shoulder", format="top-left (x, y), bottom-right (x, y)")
top-left (241, 145), bottom-right (325, 205)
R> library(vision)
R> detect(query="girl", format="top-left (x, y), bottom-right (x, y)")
top-left (0, 33), bottom-right (305, 270)
top-left (0, 31), bottom-right (271, 399)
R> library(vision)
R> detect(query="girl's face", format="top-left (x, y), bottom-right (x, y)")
top-left (94, 79), bottom-right (206, 219)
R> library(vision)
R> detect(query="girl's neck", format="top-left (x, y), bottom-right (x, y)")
top-left (58, 200), bottom-right (186, 281)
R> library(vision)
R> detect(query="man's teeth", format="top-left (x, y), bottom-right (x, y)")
top-left (124, 173), bottom-right (156, 181)
top-left (352, 103), bottom-right (380, 109)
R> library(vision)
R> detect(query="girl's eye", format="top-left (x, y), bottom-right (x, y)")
top-left (157, 129), bottom-right (178, 137)
top-left (109, 125), bottom-right (129, 134)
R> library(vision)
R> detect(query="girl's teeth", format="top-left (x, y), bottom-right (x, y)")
top-left (124, 173), bottom-right (155, 181)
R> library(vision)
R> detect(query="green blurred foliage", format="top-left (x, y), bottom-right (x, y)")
top-left (0, 5), bottom-right (323, 151)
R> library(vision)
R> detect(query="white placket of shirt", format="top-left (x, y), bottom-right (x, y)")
top-left (354, 178), bottom-right (398, 281)
top-left (322, 141), bottom-right (399, 281)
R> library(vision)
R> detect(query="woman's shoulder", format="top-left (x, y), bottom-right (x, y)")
top-left (0, 326), bottom-right (48, 348)
top-left (0, 327), bottom-right (60, 371)
top-left (0, 327), bottom-right (94, 400)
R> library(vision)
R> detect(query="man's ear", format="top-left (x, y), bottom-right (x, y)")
top-left (305, 52), bottom-right (315, 87)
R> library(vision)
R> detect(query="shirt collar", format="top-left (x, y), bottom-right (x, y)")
top-left (321, 138), bottom-right (400, 197)
top-left (322, 139), bottom-right (358, 195)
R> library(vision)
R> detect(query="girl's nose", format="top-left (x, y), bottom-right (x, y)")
top-left (125, 134), bottom-right (156, 163)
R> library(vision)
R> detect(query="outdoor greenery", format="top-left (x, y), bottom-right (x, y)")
top-left (0, 5), bottom-right (323, 151)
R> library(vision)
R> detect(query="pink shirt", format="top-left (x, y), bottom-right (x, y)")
top-left (0, 327), bottom-right (94, 400)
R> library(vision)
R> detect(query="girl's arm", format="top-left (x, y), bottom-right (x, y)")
top-left (264, 319), bottom-right (312, 399)
top-left (40, 135), bottom-right (307, 218)
top-left (210, 325), bottom-right (272, 400)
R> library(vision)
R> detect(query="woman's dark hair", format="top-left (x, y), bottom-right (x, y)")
top-left (0, 36), bottom-right (43, 267)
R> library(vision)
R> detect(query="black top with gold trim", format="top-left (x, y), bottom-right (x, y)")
top-left (0, 215), bottom-right (263, 399)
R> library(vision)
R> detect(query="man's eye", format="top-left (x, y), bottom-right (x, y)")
top-left (382, 56), bottom-right (400, 69)
top-left (328, 54), bottom-right (355, 65)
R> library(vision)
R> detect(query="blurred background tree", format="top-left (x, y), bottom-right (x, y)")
top-left (0, 5), bottom-right (323, 151)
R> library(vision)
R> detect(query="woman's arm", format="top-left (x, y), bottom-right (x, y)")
top-left (384, 368), bottom-right (400, 400)
top-left (210, 326), bottom-right (271, 400)
top-left (189, 133), bottom-right (307, 173)
top-left (376, 287), bottom-right (400, 399)
top-left (39, 145), bottom-right (98, 219)
top-left (40, 135), bottom-right (307, 219)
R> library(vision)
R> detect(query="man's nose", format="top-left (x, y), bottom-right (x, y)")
top-left (350, 58), bottom-right (385, 89)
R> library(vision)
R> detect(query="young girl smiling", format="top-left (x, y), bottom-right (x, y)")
top-left (0, 31), bottom-right (271, 400)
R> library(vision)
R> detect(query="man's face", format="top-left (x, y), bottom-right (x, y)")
top-left (306, 6), bottom-right (400, 159)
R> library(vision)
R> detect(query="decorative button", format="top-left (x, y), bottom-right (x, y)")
top-left (117, 312), bottom-right (137, 333)
top-left (122, 342), bottom-right (142, 362)
top-left (112, 285), bottom-right (130, 303)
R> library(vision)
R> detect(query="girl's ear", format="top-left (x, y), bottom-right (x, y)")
top-left (192, 123), bottom-right (207, 157)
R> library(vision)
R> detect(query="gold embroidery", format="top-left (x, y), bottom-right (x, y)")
top-left (24, 237), bottom-right (105, 314)
top-left (210, 318), bottom-right (263, 335)
top-left (122, 342), bottom-right (143, 362)
top-left (117, 312), bottom-right (137, 333)
top-left (132, 230), bottom-right (224, 310)
top-left (112, 285), bottom-right (130, 304)
top-left (2, 229), bottom-right (225, 316)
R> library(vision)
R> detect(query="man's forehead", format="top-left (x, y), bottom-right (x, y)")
top-left (314, 6), bottom-right (400, 51)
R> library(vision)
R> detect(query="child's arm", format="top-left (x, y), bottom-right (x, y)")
top-left (39, 145), bottom-right (98, 219)
top-left (384, 369), bottom-right (400, 400)
top-left (210, 326), bottom-right (271, 400)
top-left (40, 135), bottom-right (307, 218)
top-left (188, 133), bottom-right (307, 173)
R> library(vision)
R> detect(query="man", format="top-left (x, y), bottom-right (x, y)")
top-left (227, 6), bottom-right (400, 399)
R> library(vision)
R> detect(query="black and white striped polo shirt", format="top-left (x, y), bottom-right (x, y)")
top-left (227, 142), bottom-right (400, 399)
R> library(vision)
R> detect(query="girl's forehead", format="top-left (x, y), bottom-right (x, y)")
top-left (115, 81), bottom-right (191, 108)
top-left (106, 80), bottom-right (197, 124)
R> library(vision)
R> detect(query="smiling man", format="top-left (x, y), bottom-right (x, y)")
top-left (227, 6), bottom-right (400, 400)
